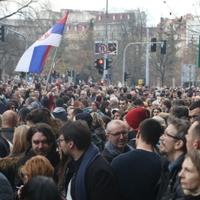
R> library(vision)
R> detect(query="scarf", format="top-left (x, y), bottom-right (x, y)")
top-left (75, 144), bottom-right (100, 200)
top-left (105, 140), bottom-right (133, 158)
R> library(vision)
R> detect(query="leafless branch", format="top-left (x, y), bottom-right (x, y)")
top-left (0, 0), bottom-right (34, 20)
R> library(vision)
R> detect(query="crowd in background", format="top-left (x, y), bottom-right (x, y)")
top-left (0, 77), bottom-right (200, 200)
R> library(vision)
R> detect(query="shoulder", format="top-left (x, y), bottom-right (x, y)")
top-left (111, 150), bottom-right (161, 169)
top-left (17, 149), bottom-right (35, 167)
top-left (101, 148), bottom-right (114, 163)
top-left (86, 155), bottom-right (116, 181)
top-left (88, 155), bottom-right (112, 173)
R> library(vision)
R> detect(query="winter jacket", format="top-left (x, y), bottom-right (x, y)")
top-left (157, 154), bottom-right (185, 200)
top-left (0, 172), bottom-right (14, 200)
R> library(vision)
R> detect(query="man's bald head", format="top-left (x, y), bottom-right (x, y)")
top-left (2, 110), bottom-right (18, 128)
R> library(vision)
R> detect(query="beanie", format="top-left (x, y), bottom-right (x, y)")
top-left (125, 107), bottom-right (150, 130)
top-left (75, 112), bottom-right (93, 128)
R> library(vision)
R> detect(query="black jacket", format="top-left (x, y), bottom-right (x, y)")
top-left (111, 149), bottom-right (162, 200)
top-left (65, 153), bottom-right (121, 200)
top-left (0, 172), bottom-right (14, 200)
top-left (157, 154), bottom-right (185, 200)
top-left (0, 135), bottom-right (10, 158)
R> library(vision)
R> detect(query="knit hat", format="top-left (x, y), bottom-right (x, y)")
top-left (125, 107), bottom-right (150, 130)
top-left (75, 112), bottom-right (93, 128)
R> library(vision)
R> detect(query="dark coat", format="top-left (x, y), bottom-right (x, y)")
top-left (85, 155), bottom-right (121, 200)
top-left (157, 154), bottom-right (185, 200)
top-left (184, 195), bottom-right (200, 200)
top-left (17, 148), bottom-right (60, 169)
top-left (65, 152), bottom-right (121, 200)
top-left (0, 172), bottom-right (14, 200)
top-left (111, 149), bottom-right (162, 200)
top-left (0, 135), bottom-right (10, 158)
top-left (0, 128), bottom-right (15, 143)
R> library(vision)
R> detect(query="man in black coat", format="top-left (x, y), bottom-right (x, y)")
top-left (57, 120), bottom-right (120, 200)
top-left (157, 117), bottom-right (190, 200)
top-left (111, 118), bottom-right (163, 200)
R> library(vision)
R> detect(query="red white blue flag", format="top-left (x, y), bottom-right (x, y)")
top-left (15, 12), bottom-right (68, 73)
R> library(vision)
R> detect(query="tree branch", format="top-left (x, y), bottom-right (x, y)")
top-left (0, 0), bottom-right (34, 20)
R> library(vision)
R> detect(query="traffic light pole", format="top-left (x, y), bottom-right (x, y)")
top-left (102, 0), bottom-right (108, 82)
top-left (146, 28), bottom-right (150, 86)
top-left (122, 38), bottom-right (164, 87)
top-left (0, 22), bottom-right (27, 49)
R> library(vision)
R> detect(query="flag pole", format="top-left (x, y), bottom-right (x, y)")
top-left (45, 47), bottom-right (58, 90)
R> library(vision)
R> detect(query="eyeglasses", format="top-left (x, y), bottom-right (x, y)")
top-left (164, 132), bottom-right (182, 140)
top-left (109, 131), bottom-right (128, 137)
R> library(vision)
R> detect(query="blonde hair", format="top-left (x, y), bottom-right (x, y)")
top-left (11, 125), bottom-right (30, 156)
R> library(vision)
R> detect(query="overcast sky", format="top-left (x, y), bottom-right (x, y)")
top-left (49, 0), bottom-right (198, 25)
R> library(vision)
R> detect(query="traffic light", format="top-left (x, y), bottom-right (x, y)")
top-left (161, 40), bottom-right (167, 54)
top-left (95, 58), bottom-right (104, 74)
top-left (0, 25), bottom-right (5, 42)
top-left (151, 38), bottom-right (157, 52)
top-left (67, 70), bottom-right (71, 77)
top-left (124, 72), bottom-right (130, 82)
top-left (106, 58), bottom-right (112, 69)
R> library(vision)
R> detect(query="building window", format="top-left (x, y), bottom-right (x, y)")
top-left (98, 16), bottom-right (102, 21)
top-left (120, 15), bottom-right (123, 20)
top-left (127, 14), bottom-right (130, 20)
top-left (113, 15), bottom-right (116, 21)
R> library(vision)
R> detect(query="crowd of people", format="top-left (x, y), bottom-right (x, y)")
top-left (0, 77), bottom-right (200, 200)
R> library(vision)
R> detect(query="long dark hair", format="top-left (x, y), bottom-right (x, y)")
top-left (20, 176), bottom-right (62, 200)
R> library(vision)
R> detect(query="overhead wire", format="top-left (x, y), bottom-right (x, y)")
top-left (161, 0), bottom-right (200, 40)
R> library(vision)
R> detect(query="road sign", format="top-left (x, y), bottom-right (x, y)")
top-left (107, 41), bottom-right (118, 55)
top-left (95, 42), bottom-right (107, 54)
top-left (95, 41), bottom-right (118, 55)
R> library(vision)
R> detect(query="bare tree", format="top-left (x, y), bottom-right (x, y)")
top-left (0, 1), bottom-right (58, 78)
top-left (0, 0), bottom-right (39, 20)
top-left (150, 19), bottom-right (181, 87)
top-left (114, 10), bottom-right (147, 85)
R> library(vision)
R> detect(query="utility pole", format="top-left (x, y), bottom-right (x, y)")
top-left (145, 28), bottom-right (150, 86)
top-left (102, 0), bottom-right (108, 82)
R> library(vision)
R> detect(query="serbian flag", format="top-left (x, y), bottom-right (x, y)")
top-left (15, 12), bottom-right (68, 73)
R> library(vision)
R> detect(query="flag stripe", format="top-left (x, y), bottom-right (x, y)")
top-left (29, 45), bottom-right (52, 73)
top-left (51, 23), bottom-right (66, 35)
top-left (15, 12), bottom-right (68, 73)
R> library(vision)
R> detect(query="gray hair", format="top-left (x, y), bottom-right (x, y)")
top-left (106, 120), bottom-right (128, 134)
